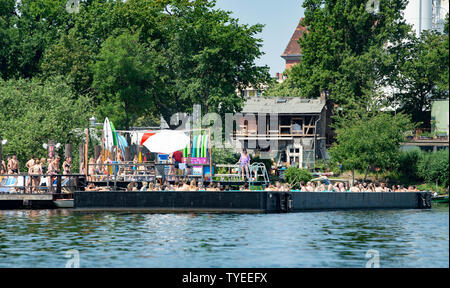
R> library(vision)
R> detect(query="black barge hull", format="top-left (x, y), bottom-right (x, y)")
top-left (74, 191), bottom-right (432, 213)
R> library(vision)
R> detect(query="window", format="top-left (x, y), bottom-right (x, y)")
top-left (292, 118), bottom-right (303, 135)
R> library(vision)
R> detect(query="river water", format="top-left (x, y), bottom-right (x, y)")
top-left (0, 205), bottom-right (448, 268)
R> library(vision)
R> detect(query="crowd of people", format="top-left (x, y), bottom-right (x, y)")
top-left (2, 153), bottom-right (423, 194)
top-left (294, 180), bottom-right (421, 192)
top-left (1, 155), bottom-right (72, 176)
top-left (0, 155), bottom-right (72, 193)
top-left (123, 179), bottom-right (227, 192)
top-left (83, 178), bottom-right (420, 193)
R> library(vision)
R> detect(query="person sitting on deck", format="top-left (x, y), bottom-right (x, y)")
top-left (275, 181), bottom-right (282, 191)
top-left (305, 181), bottom-right (315, 192)
top-left (189, 180), bottom-right (198, 191)
top-left (264, 183), bottom-right (274, 191)
top-left (126, 181), bottom-right (138, 191)
top-left (140, 181), bottom-right (148, 191)
top-left (326, 184), bottom-right (335, 192)
top-left (349, 184), bottom-right (360, 192)
top-left (205, 183), bottom-right (215, 191)
top-left (282, 183), bottom-right (291, 191)
top-left (315, 183), bottom-right (326, 192)
top-left (337, 182), bottom-right (346, 192)
top-left (241, 182), bottom-right (250, 191)
top-left (374, 183), bottom-right (383, 192)
top-left (85, 183), bottom-right (98, 191)
top-left (299, 181), bottom-right (306, 192)
top-left (181, 179), bottom-right (190, 191)
top-left (365, 183), bottom-right (374, 192)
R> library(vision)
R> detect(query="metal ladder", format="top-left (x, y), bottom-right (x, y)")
top-left (249, 162), bottom-right (270, 190)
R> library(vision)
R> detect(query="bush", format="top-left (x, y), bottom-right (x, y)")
top-left (397, 150), bottom-right (421, 183)
top-left (417, 183), bottom-right (447, 194)
top-left (285, 167), bottom-right (313, 189)
top-left (417, 150), bottom-right (449, 188)
top-left (212, 148), bottom-right (239, 165)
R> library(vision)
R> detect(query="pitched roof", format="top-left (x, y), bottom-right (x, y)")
top-left (282, 18), bottom-right (307, 58)
top-left (242, 97), bottom-right (325, 114)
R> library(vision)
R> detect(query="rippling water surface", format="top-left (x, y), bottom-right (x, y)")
top-left (0, 205), bottom-right (448, 268)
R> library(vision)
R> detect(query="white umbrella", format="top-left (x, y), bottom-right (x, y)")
top-left (142, 130), bottom-right (189, 154)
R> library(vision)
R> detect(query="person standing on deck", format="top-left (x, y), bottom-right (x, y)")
top-left (9, 154), bottom-right (19, 174)
top-left (25, 156), bottom-right (35, 192)
top-left (1, 159), bottom-right (6, 174)
top-left (171, 150), bottom-right (183, 177)
top-left (30, 158), bottom-right (42, 193)
top-left (239, 148), bottom-right (251, 180)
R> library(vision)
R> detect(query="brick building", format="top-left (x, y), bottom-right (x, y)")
top-left (281, 18), bottom-right (307, 70)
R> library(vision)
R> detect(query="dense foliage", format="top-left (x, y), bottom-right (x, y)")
top-left (0, 77), bottom-right (91, 170)
top-left (417, 149), bottom-right (449, 188)
top-left (284, 167), bottom-right (313, 189)
top-left (0, 0), bottom-right (270, 164)
top-left (329, 113), bottom-right (414, 180)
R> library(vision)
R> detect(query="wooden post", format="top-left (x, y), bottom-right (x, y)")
top-left (85, 128), bottom-right (89, 177)
top-left (125, 147), bottom-right (131, 162)
top-left (0, 135), bottom-right (2, 170)
top-left (65, 144), bottom-right (73, 159)
top-left (56, 175), bottom-right (62, 194)
top-left (79, 143), bottom-right (84, 174)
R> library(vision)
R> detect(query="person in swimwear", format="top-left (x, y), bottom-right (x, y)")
top-left (9, 154), bottom-right (19, 174)
top-left (30, 158), bottom-right (42, 193)
top-left (239, 149), bottom-right (251, 180)
top-left (25, 156), bottom-right (35, 192)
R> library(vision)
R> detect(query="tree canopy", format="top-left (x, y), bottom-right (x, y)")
top-left (329, 112), bottom-right (415, 181)
top-left (0, 76), bottom-right (91, 170)
top-left (1, 0), bottom-right (270, 129)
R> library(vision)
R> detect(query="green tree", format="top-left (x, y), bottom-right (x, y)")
top-left (263, 69), bottom-right (303, 97)
top-left (159, 0), bottom-right (271, 126)
top-left (417, 150), bottom-right (449, 188)
top-left (41, 31), bottom-right (94, 95)
top-left (329, 113), bottom-right (414, 182)
top-left (289, 0), bottom-right (411, 125)
top-left (285, 167), bottom-right (313, 189)
top-left (0, 76), bottom-right (92, 170)
top-left (386, 29), bottom-right (449, 124)
top-left (92, 30), bottom-right (163, 129)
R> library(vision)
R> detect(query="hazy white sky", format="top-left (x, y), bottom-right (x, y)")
top-left (215, 0), bottom-right (306, 76)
